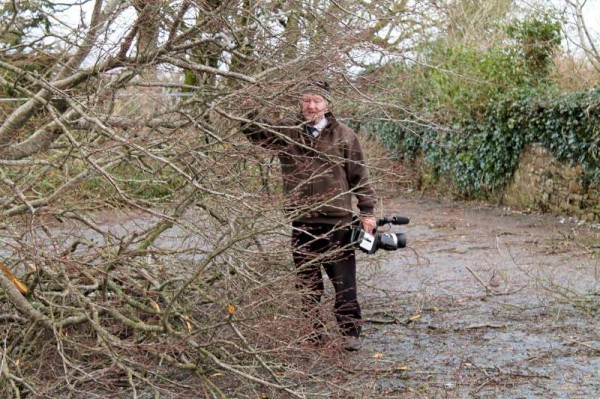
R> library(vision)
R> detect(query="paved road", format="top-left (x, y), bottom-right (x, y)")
top-left (351, 196), bottom-right (600, 398)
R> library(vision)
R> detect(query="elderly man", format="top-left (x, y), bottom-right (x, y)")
top-left (242, 81), bottom-right (377, 351)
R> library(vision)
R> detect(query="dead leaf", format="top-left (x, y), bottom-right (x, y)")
top-left (182, 315), bottom-right (192, 333)
top-left (0, 261), bottom-right (28, 294)
top-left (149, 299), bottom-right (161, 313)
top-left (409, 314), bottom-right (422, 321)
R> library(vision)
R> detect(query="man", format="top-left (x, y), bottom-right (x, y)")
top-left (242, 81), bottom-right (377, 351)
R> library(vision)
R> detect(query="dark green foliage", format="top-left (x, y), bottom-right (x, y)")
top-left (356, 119), bottom-right (426, 161)
top-left (361, 14), bottom-right (595, 197)
top-left (505, 16), bottom-right (562, 80)
top-left (364, 87), bottom-right (599, 195)
top-left (523, 88), bottom-right (600, 182)
top-left (1, 1), bottom-right (62, 99)
top-left (414, 45), bottom-right (532, 120)
top-left (0, 0), bottom-right (57, 46)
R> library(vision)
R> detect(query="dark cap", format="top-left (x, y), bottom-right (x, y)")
top-left (299, 81), bottom-right (332, 102)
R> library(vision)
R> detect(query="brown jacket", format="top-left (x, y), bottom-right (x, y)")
top-left (243, 111), bottom-right (376, 224)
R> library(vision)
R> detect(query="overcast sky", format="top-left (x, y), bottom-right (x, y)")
top-left (57, 0), bottom-right (600, 41)
top-left (25, 0), bottom-right (600, 71)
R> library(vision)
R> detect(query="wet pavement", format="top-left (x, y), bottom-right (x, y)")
top-left (351, 197), bottom-right (600, 398)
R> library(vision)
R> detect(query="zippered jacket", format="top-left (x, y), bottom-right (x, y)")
top-left (242, 111), bottom-right (376, 225)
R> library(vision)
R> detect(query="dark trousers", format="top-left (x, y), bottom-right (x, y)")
top-left (291, 221), bottom-right (362, 338)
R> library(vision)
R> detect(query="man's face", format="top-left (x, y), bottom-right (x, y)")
top-left (300, 93), bottom-right (328, 123)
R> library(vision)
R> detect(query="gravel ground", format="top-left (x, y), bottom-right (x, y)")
top-left (348, 196), bottom-right (600, 399)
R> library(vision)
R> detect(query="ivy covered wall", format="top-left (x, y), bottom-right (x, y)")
top-left (357, 86), bottom-right (600, 221)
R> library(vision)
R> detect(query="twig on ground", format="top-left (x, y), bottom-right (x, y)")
top-left (465, 266), bottom-right (492, 294)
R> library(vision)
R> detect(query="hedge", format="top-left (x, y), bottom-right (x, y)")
top-left (359, 86), bottom-right (599, 196)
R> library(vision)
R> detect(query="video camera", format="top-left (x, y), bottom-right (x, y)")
top-left (351, 215), bottom-right (409, 254)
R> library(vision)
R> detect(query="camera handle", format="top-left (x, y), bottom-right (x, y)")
top-left (377, 216), bottom-right (410, 226)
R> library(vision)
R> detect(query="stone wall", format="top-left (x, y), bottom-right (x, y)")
top-left (504, 146), bottom-right (599, 222)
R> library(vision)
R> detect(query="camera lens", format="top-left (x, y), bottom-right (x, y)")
top-left (395, 233), bottom-right (406, 249)
top-left (378, 232), bottom-right (406, 250)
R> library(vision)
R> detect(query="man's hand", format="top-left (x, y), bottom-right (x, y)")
top-left (361, 215), bottom-right (377, 234)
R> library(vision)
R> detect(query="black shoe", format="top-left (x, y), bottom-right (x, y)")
top-left (343, 336), bottom-right (361, 352)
